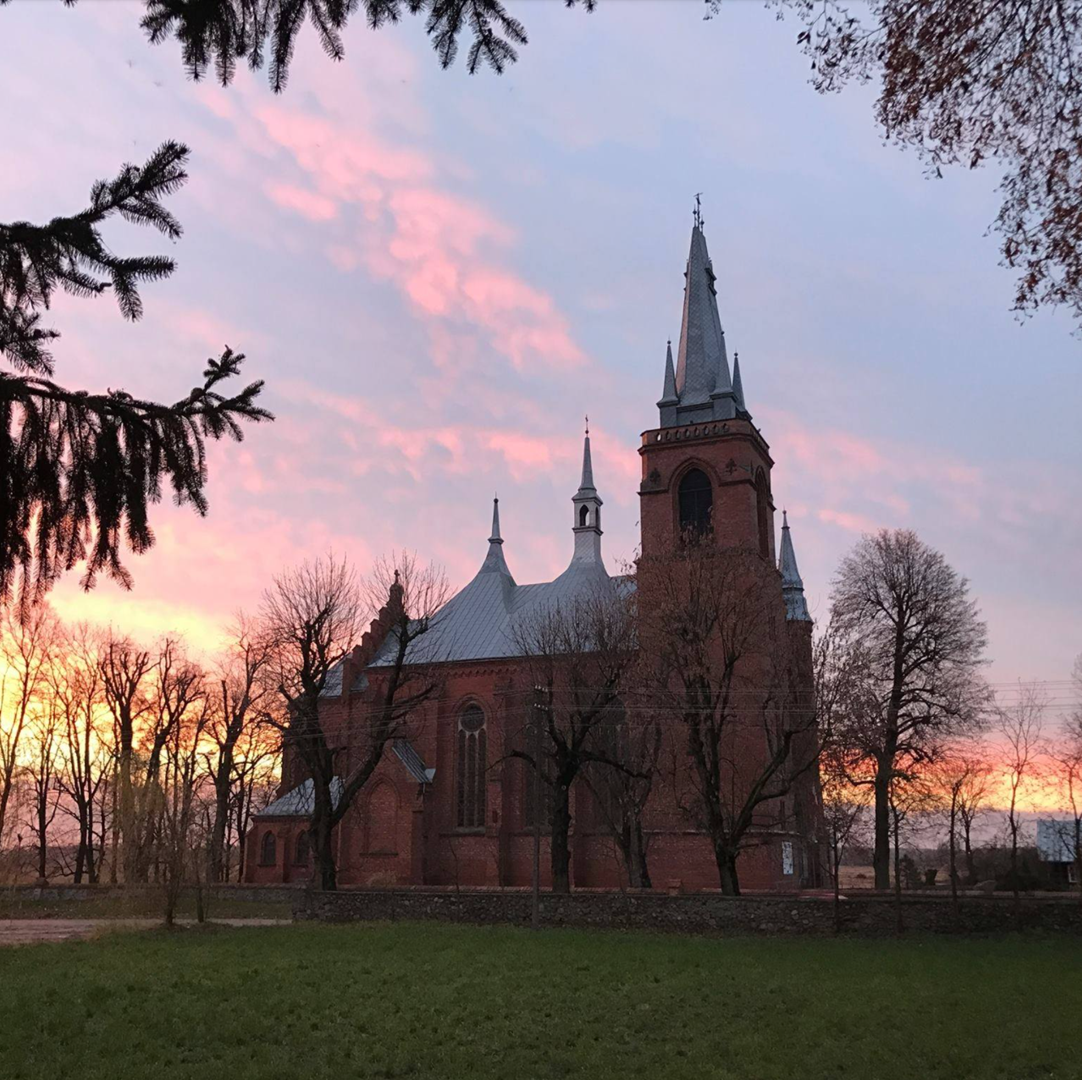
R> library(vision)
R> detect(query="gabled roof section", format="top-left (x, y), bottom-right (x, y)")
top-left (256, 778), bottom-right (343, 819)
top-left (368, 454), bottom-right (619, 667)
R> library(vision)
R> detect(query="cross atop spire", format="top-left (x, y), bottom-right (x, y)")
top-left (693, 192), bottom-right (704, 231)
top-left (578, 424), bottom-right (596, 495)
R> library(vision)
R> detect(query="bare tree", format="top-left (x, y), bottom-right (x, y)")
top-left (998, 681), bottom-right (1047, 909)
top-left (0, 605), bottom-right (58, 845)
top-left (828, 529), bottom-right (988, 889)
top-left (818, 741), bottom-right (869, 924)
top-left (53, 624), bottom-right (112, 883)
top-left (160, 694), bottom-right (211, 925)
top-left (1047, 654), bottom-right (1082, 901)
top-left (204, 616), bottom-right (273, 882)
top-left (229, 724), bottom-right (279, 881)
top-left (813, 626), bottom-right (870, 917)
top-left (261, 552), bottom-right (447, 890)
top-left (100, 634), bottom-right (153, 882)
top-left (24, 699), bottom-right (62, 883)
top-left (639, 544), bottom-right (820, 896)
top-left (887, 770), bottom-right (938, 931)
top-left (583, 697), bottom-right (662, 890)
top-left (927, 743), bottom-right (992, 904)
top-left (510, 584), bottom-right (639, 894)
top-left (769, 0), bottom-right (1082, 335)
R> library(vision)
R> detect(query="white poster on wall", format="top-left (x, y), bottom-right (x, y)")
top-left (782, 841), bottom-right (794, 876)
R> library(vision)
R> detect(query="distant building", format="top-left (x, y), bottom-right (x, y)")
top-left (1037, 819), bottom-right (1080, 886)
top-left (246, 217), bottom-right (824, 891)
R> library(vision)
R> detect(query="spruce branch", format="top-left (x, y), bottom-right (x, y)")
top-left (0, 141), bottom-right (271, 612)
top-left (0, 141), bottom-right (190, 375)
top-left (129, 0), bottom-right (595, 90)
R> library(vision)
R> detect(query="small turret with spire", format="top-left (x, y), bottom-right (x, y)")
top-left (658, 340), bottom-right (678, 426)
top-left (732, 351), bottom-right (749, 418)
top-left (778, 511), bottom-right (811, 622)
top-left (570, 419), bottom-right (604, 567)
top-left (480, 496), bottom-right (514, 576)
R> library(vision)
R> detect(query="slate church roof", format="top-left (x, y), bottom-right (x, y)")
top-left (369, 430), bottom-right (616, 667)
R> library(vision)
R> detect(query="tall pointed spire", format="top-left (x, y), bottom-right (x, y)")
top-left (732, 351), bottom-right (748, 416)
top-left (779, 511), bottom-right (811, 622)
top-left (578, 418), bottom-right (596, 495)
top-left (489, 496), bottom-right (502, 544)
top-left (660, 203), bottom-right (736, 427)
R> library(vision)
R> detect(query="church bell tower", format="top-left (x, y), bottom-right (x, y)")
top-left (639, 209), bottom-right (777, 563)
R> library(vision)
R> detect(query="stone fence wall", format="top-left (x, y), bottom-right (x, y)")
top-left (294, 888), bottom-right (1082, 936)
top-left (3, 882), bottom-right (302, 904)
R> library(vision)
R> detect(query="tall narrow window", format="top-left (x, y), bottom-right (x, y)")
top-left (588, 699), bottom-right (628, 827)
top-left (294, 831), bottom-right (309, 866)
top-left (756, 469), bottom-right (771, 560)
top-left (678, 468), bottom-right (713, 539)
top-left (260, 831), bottom-right (277, 866)
top-left (456, 704), bottom-right (487, 829)
top-left (579, 504), bottom-right (589, 527)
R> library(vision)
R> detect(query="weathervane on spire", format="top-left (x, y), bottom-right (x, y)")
top-left (693, 192), bottom-right (704, 230)
top-left (585, 414), bottom-right (589, 436)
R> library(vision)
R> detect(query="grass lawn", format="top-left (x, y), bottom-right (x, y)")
top-left (1, 923), bottom-right (1080, 1080)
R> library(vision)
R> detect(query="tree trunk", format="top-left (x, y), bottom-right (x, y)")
top-left (73, 806), bottom-right (88, 884)
top-left (873, 764), bottom-right (892, 891)
top-left (892, 805), bottom-right (903, 935)
top-left (948, 800), bottom-right (959, 910)
top-left (208, 751), bottom-right (232, 883)
top-left (963, 825), bottom-right (976, 886)
top-left (307, 757), bottom-right (340, 891)
top-left (1075, 819), bottom-right (1082, 907)
top-left (1009, 804), bottom-right (1021, 917)
top-left (715, 843), bottom-right (741, 896)
top-left (631, 820), bottom-right (651, 890)
top-left (86, 797), bottom-right (98, 884)
top-left (1074, 820), bottom-right (1082, 906)
top-left (550, 780), bottom-right (572, 894)
top-left (35, 787), bottom-right (48, 884)
top-left (831, 826), bottom-right (842, 934)
top-left (109, 768), bottom-right (119, 884)
top-left (119, 728), bottom-right (136, 884)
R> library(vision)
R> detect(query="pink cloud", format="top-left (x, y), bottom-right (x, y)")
top-left (817, 508), bottom-right (882, 534)
top-left (266, 182), bottom-right (338, 222)
top-left (220, 92), bottom-right (587, 374)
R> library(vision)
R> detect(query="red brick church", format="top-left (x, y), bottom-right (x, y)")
top-left (246, 218), bottom-right (823, 891)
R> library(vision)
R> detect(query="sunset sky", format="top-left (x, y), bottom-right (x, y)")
top-left (2, 2), bottom-right (1079, 699)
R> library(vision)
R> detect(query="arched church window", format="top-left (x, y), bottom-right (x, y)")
top-left (588, 699), bottom-right (628, 826)
top-left (755, 469), bottom-right (771, 560)
top-left (579, 504), bottom-right (589, 527)
top-left (456, 704), bottom-right (487, 829)
top-left (259, 831), bottom-right (277, 866)
top-left (678, 468), bottom-right (713, 539)
top-left (294, 831), bottom-right (309, 866)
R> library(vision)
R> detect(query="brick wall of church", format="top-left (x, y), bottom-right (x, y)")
top-left (247, 649), bottom-right (817, 892)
